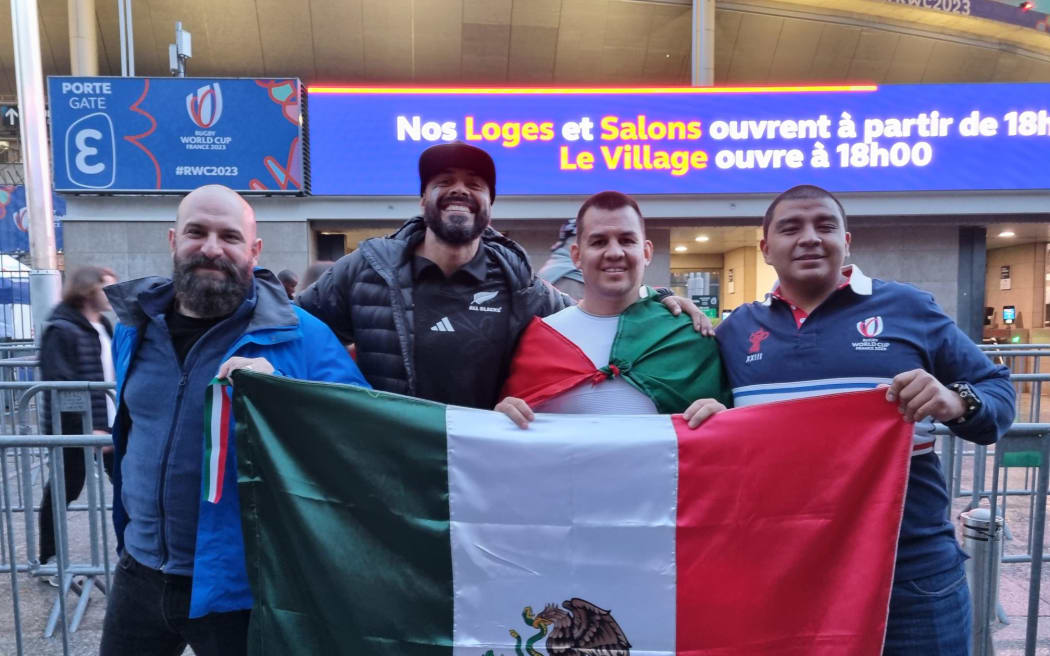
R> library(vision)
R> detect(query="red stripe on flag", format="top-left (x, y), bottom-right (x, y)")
top-left (214, 387), bottom-right (231, 499)
top-left (674, 390), bottom-right (912, 655)
top-left (500, 316), bottom-right (600, 406)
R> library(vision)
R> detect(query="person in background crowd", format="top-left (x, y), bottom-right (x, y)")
top-left (298, 260), bottom-right (334, 293)
top-left (99, 185), bottom-right (368, 656)
top-left (691, 184), bottom-right (1016, 656)
top-left (536, 218), bottom-right (585, 301)
top-left (276, 269), bottom-right (298, 300)
top-left (37, 266), bottom-right (118, 581)
top-left (297, 142), bottom-right (710, 407)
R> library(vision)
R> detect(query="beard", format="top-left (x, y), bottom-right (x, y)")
top-left (422, 192), bottom-right (490, 246)
top-left (172, 253), bottom-right (252, 318)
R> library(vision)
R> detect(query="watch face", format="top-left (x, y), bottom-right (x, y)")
top-left (949, 383), bottom-right (981, 421)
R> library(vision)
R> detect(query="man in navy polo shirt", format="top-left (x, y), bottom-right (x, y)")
top-left (692, 184), bottom-right (1015, 655)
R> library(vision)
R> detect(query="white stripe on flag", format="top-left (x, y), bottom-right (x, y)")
top-left (447, 407), bottom-right (679, 655)
top-left (208, 384), bottom-right (224, 502)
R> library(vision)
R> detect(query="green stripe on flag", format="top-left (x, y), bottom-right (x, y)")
top-left (232, 372), bottom-right (453, 655)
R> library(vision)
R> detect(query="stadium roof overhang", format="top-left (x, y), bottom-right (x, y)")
top-left (0, 0), bottom-right (1046, 102)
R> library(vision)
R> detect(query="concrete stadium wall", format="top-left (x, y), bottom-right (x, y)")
top-left (62, 221), bottom-right (310, 283)
top-left (847, 224), bottom-right (963, 319)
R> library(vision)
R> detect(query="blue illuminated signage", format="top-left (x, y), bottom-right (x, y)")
top-left (307, 83), bottom-right (1050, 196)
top-left (883, 0), bottom-right (1050, 30)
top-left (48, 77), bottom-right (304, 194)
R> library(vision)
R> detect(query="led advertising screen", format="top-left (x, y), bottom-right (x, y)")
top-left (48, 77), bottom-right (304, 194)
top-left (882, 0), bottom-right (1050, 30)
top-left (308, 83), bottom-right (1050, 196)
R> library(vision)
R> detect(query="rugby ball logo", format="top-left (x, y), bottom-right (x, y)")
top-left (186, 83), bottom-right (223, 129)
top-left (857, 316), bottom-right (884, 338)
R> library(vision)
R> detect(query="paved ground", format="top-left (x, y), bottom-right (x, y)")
top-left (0, 450), bottom-right (192, 656)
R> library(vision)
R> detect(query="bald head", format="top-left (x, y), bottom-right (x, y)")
top-left (175, 184), bottom-right (257, 241)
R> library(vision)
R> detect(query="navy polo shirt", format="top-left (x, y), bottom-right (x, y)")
top-left (716, 266), bottom-right (1015, 581)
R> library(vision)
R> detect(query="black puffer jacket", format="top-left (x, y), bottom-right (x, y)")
top-left (298, 217), bottom-right (571, 396)
top-left (39, 302), bottom-right (112, 434)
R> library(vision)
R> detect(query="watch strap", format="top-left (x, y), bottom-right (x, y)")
top-left (947, 381), bottom-right (982, 424)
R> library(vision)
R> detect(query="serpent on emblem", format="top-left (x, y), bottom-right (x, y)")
top-left (481, 606), bottom-right (549, 656)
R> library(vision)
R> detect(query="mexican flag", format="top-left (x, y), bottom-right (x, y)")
top-left (502, 293), bottom-right (732, 412)
top-left (229, 373), bottom-right (912, 656)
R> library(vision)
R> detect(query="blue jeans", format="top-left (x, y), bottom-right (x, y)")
top-left (884, 562), bottom-right (971, 656)
top-left (99, 552), bottom-right (250, 656)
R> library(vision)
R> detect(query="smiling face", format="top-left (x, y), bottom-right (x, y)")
top-left (169, 185), bottom-right (262, 317)
top-left (571, 204), bottom-right (653, 315)
top-left (760, 196), bottom-right (851, 302)
top-left (420, 167), bottom-right (492, 246)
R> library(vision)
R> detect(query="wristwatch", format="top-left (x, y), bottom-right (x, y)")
top-left (946, 382), bottom-right (982, 424)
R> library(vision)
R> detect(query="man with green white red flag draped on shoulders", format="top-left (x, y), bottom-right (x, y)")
top-left (497, 190), bottom-right (731, 428)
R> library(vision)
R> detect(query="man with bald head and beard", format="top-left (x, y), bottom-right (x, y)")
top-left (99, 184), bottom-right (367, 656)
top-left (299, 143), bottom-right (708, 408)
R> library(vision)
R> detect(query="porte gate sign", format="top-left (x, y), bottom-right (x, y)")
top-left (48, 77), bottom-right (304, 194)
top-left (307, 83), bottom-right (1050, 196)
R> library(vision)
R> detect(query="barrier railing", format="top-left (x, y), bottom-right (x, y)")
top-left (938, 422), bottom-right (1050, 656)
top-left (1, 435), bottom-right (111, 656)
top-left (0, 381), bottom-right (114, 656)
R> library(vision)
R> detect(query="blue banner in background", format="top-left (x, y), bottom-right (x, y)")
top-left (0, 186), bottom-right (64, 254)
top-left (308, 83), bottom-right (1050, 196)
top-left (48, 77), bottom-right (304, 194)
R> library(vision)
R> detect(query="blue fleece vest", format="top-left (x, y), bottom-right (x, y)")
top-left (120, 284), bottom-right (252, 575)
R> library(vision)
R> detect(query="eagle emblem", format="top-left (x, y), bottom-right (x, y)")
top-left (483, 598), bottom-right (630, 656)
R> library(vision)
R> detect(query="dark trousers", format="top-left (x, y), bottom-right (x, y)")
top-left (884, 562), bottom-right (972, 656)
top-left (37, 447), bottom-right (113, 563)
top-left (99, 552), bottom-right (250, 656)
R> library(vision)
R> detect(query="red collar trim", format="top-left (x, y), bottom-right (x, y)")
top-left (771, 270), bottom-right (853, 329)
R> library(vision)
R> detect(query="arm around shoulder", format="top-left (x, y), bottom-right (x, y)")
top-left (532, 277), bottom-right (575, 317)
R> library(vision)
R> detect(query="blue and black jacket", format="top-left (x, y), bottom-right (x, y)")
top-left (106, 268), bottom-right (369, 617)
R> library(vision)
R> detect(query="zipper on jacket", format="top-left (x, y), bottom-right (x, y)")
top-left (152, 310), bottom-right (269, 571)
top-left (156, 370), bottom-right (188, 569)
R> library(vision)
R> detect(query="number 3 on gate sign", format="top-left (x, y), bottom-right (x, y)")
top-left (65, 112), bottom-right (116, 189)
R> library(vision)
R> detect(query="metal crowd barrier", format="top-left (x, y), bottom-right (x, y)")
top-left (950, 347), bottom-right (1050, 654)
top-left (0, 381), bottom-right (114, 656)
top-left (940, 421), bottom-right (1050, 656)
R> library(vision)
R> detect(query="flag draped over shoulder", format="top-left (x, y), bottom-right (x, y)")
top-left (231, 372), bottom-right (913, 656)
top-left (501, 295), bottom-right (732, 413)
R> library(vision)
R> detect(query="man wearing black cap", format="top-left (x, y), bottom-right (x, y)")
top-left (298, 142), bottom-right (706, 409)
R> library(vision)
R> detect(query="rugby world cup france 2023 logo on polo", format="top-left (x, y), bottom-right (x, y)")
top-left (852, 316), bottom-right (890, 352)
